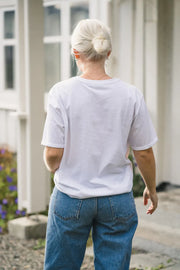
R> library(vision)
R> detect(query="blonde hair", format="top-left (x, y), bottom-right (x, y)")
top-left (71, 19), bottom-right (112, 61)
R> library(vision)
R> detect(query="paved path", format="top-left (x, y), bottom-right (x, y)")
top-left (131, 188), bottom-right (180, 269)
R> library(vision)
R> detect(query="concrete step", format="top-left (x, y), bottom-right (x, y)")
top-left (8, 214), bottom-right (48, 239)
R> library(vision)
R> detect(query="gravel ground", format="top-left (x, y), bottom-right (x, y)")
top-left (0, 234), bottom-right (94, 270)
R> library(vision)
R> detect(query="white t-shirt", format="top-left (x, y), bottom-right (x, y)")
top-left (41, 77), bottom-right (158, 198)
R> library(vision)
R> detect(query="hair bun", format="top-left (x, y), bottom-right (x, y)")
top-left (71, 19), bottom-right (112, 61)
top-left (92, 36), bottom-right (109, 55)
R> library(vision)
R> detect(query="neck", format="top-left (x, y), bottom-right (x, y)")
top-left (79, 59), bottom-right (111, 80)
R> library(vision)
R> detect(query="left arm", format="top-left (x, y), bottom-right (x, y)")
top-left (43, 146), bottom-right (64, 173)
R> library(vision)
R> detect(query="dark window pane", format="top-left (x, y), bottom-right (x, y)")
top-left (44, 6), bottom-right (61, 36)
top-left (5, 46), bottom-right (14, 89)
top-left (70, 5), bottom-right (89, 33)
top-left (4, 11), bottom-right (15, 39)
top-left (45, 43), bottom-right (60, 92)
top-left (70, 55), bottom-right (78, 77)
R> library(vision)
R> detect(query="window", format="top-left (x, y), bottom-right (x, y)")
top-left (44, 4), bottom-right (61, 92)
top-left (1, 10), bottom-right (16, 91)
top-left (4, 10), bottom-right (15, 38)
top-left (45, 43), bottom-right (61, 92)
top-left (44, 1), bottom-right (89, 92)
top-left (44, 5), bottom-right (61, 36)
top-left (5, 46), bottom-right (14, 89)
top-left (70, 5), bottom-right (89, 34)
top-left (71, 55), bottom-right (78, 77)
top-left (70, 4), bottom-right (89, 77)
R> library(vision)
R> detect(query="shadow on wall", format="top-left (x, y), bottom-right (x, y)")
top-left (156, 181), bottom-right (180, 192)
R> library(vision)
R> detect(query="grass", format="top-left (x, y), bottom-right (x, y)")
top-left (150, 264), bottom-right (165, 270)
top-left (33, 238), bottom-right (46, 250)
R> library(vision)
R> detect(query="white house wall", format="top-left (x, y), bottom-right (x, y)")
top-left (158, 0), bottom-right (173, 183)
top-left (157, 0), bottom-right (180, 185)
top-left (170, 0), bottom-right (180, 184)
top-left (143, 0), bottom-right (159, 183)
top-left (115, 0), bottom-right (135, 83)
top-left (110, 0), bottom-right (145, 91)
top-left (0, 109), bottom-right (17, 151)
top-left (16, 0), bottom-right (47, 213)
top-left (133, 0), bottom-right (144, 92)
top-left (144, 0), bottom-right (158, 129)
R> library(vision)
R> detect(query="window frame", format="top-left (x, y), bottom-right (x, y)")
top-left (43, 0), bottom-right (89, 109)
top-left (0, 1), bottom-right (89, 110)
top-left (43, 0), bottom-right (89, 80)
top-left (43, 2), bottom-right (62, 92)
top-left (0, 5), bottom-right (17, 110)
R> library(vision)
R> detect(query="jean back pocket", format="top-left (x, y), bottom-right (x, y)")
top-left (54, 189), bottom-right (82, 221)
top-left (108, 191), bottom-right (137, 222)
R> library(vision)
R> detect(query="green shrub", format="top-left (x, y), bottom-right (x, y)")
top-left (129, 152), bottom-right (145, 197)
top-left (0, 148), bottom-right (26, 234)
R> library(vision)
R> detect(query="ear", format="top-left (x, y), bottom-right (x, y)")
top-left (74, 54), bottom-right (80, 59)
top-left (107, 50), bottom-right (111, 57)
top-left (73, 48), bottom-right (80, 59)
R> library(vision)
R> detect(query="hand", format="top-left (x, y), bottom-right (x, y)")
top-left (143, 186), bottom-right (158, 214)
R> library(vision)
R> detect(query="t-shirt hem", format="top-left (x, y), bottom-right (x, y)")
top-left (54, 183), bottom-right (133, 199)
top-left (131, 137), bottom-right (158, 151)
top-left (41, 141), bottom-right (65, 148)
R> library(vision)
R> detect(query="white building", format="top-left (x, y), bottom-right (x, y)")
top-left (0, 0), bottom-right (179, 213)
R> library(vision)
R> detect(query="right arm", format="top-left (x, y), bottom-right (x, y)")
top-left (43, 146), bottom-right (64, 173)
top-left (133, 147), bottom-right (158, 214)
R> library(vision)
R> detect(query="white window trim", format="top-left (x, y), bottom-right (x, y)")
top-left (0, 9), bottom-right (3, 93)
top-left (2, 39), bottom-right (16, 45)
top-left (44, 36), bottom-right (63, 43)
top-left (43, 0), bottom-right (89, 79)
top-left (0, 6), bottom-right (17, 110)
top-left (0, 1), bottom-right (15, 8)
top-left (43, 0), bottom-right (89, 110)
top-left (43, 0), bottom-right (88, 6)
top-left (0, 91), bottom-right (18, 110)
top-left (44, 1), bottom-right (62, 89)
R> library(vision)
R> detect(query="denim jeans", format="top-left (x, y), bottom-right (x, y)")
top-left (44, 187), bottom-right (138, 270)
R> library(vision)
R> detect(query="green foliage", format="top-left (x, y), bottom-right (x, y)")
top-left (51, 173), bottom-right (55, 192)
top-left (33, 238), bottom-right (46, 250)
top-left (151, 264), bottom-right (165, 270)
top-left (0, 148), bottom-right (26, 234)
top-left (129, 152), bottom-right (145, 198)
top-left (86, 230), bottom-right (93, 247)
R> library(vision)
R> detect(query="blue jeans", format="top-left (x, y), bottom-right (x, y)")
top-left (44, 187), bottom-right (138, 270)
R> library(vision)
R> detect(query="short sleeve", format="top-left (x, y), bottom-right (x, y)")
top-left (41, 86), bottom-right (65, 148)
top-left (128, 96), bottom-right (158, 150)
